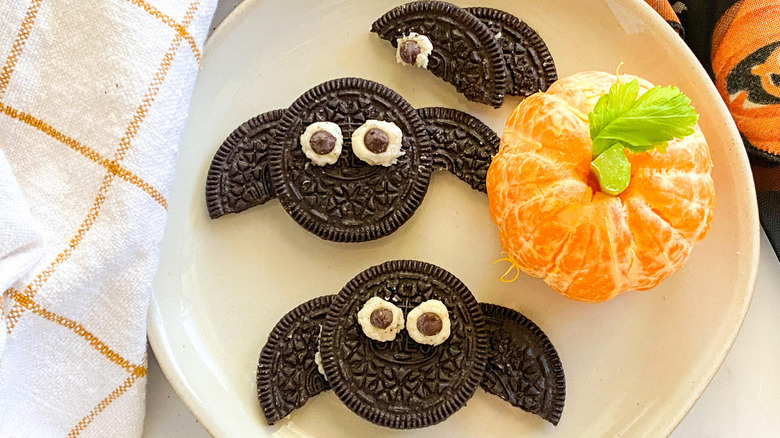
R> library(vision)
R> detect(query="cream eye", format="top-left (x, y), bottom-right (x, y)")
top-left (357, 297), bottom-right (404, 342)
top-left (395, 32), bottom-right (433, 68)
top-left (300, 121), bottom-right (343, 166)
top-left (406, 300), bottom-right (451, 346)
top-left (351, 120), bottom-right (404, 166)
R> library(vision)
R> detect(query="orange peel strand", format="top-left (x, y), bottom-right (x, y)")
top-left (494, 257), bottom-right (521, 283)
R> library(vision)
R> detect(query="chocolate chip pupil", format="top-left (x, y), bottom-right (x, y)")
top-left (417, 312), bottom-right (443, 336)
top-left (310, 130), bottom-right (336, 155)
top-left (400, 40), bottom-right (421, 64)
top-left (370, 308), bottom-right (393, 329)
top-left (364, 128), bottom-right (389, 153)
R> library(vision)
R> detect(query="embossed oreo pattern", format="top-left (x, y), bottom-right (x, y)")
top-left (270, 78), bottom-right (433, 242)
top-left (466, 7), bottom-right (557, 97)
top-left (320, 260), bottom-right (487, 429)
top-left (418, 107), bottom-right (499, 193)
top-left (480, 303), bottom-right (566, 426)
top-left (257, 295), bottom-right (334, 425)
top-left (372, 1), bottom-right (509, 108)
top-left (205, 109), bottom-right (285, 219)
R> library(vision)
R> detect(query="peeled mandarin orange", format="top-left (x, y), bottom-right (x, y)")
top-left (486, 71), bottom-right (715, 302)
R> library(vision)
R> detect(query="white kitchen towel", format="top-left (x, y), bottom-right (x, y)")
top-left (0, 1), bottom-right (217, 436)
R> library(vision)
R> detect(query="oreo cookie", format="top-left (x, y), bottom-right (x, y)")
top-left (418, 107), bottom-right (499, 193)
top-left (205, 109), bottom-right (285, 219)
top-left (270, 78), bottom-right (433, 242)
top-left (371, 1), bottom-right (509, 108)
top-left (480, 303), bottom-right (566, 426)
top-left (320, 260), bottom-right (487, 429)
top-left (465, 7), bottom-right (558, 97)
top-left (256, 295), bottom-right (334, 425)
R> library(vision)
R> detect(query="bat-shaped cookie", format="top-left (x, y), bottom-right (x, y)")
top-left (371, 1), bottom-right (558, 107)
top-left (257, 260), bottom-right (566, 428)
top-left (206, 77), bottom-right (499, 242)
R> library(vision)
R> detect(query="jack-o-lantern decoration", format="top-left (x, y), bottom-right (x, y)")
top-left (711, 0), bottom-right (780, 158)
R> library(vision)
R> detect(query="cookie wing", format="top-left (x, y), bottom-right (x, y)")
top-left (480, 303), bottom-right (566, 426)
top-left (371, 1), bottom-right (508, 107)
top-left (256, 295), bottom-right (334, 425)
top-left (205, 109), bottom-right (285, 219)
top-left (466, 7), bottom-right (557, 97)
top-left (417, 107), bottom-right (499, 193)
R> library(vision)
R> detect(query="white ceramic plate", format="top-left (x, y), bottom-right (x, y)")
top-left (149, 0), bottom-right (760, 436)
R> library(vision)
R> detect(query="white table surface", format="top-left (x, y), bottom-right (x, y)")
top-left (142, 2), bottom-right (780, 436)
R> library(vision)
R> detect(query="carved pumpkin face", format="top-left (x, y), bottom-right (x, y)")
top-left (712, 0), bottom-right (780, 157)
top-left (725, 42), bottom-right (780, 108)
top-left (749, 44), bottom-right (780, 100)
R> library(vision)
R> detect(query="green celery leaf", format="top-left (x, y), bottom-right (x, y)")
top-left (588, 79), bottom-right (639, 142)
top-left (592, 85), bottom-right (698, 154)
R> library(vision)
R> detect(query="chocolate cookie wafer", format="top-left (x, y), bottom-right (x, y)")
top-left (480, 303), bottom-right (566, 426)
top-left (320, 260), bottom-right (487, 429)
top-left (257, 295), bottom-right (334, 425)
top-left (371, 1), bottom-right (509, 107)
top-left (466, 7), bottom-right (558, 97)
top-left (418, 107), bottom-right (500, 193)
top-left (269, 78), bottom-right (433, 243)
top-left (205, 109), bottom-right (285, 219)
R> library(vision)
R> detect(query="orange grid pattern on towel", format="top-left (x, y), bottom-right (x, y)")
top-left (67, 370), bottom-right (146, 438)
top-left (5, 289), bottom-right (147, 376)
top-left (0, 0), bottom-right (42, 97)
top-left (0, 0), bottom-right (201, 435)
top-left (124, 0), bottom-right (202, 63)
top-left (0, 102), bottom-right (168, 208)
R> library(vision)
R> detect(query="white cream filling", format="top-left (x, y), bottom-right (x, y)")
top-left (351, 120), bottom-right (404, 167)
top-left (299, 121), bottom-right (343, 166)
top-left (314, 325), bottom-right (326, 377)
top-left (395, 32), bottom-right (433, 69)
top-left (406, 299), bottom-right (451, 346)
top-left (356, 297), bottom-right (404, 342)
top-left (314, 351), bottom-right (325, 377)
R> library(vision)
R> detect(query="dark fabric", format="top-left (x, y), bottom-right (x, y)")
top-left (758, 190), bottom-right (780, 254)
top-left (646, 0), bottom-right (780, 260)
top-left (673, 0), bottom-right (738, 76)
top-left (752, 154), bottom-right (780, 255)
